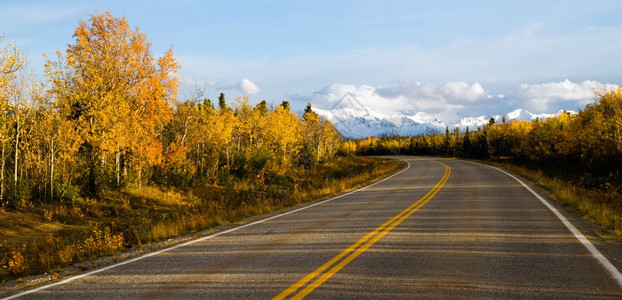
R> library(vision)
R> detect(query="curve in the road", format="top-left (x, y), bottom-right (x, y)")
top-left (275, 160), bottom-right (450, 299)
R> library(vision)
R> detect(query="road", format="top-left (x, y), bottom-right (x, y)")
top-left (5, 157), bottom-right (622, 299)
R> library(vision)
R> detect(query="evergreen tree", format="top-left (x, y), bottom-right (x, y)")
top-left (280, 101), bottom-right (290, 111)
top-left (303, 103), bottom-right (318, 121)
top-left (219, 93), bottom-right (227, 110)
top-left (488, 117), bottom-right (496, 126)
top-left (255, 100), bottom-right (268, 116)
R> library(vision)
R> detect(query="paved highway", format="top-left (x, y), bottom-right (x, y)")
top-left (5, 158), bottom-right (622, 299)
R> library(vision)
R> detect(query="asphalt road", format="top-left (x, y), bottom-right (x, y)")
top-left (5, 157), bottom-right (622, 299)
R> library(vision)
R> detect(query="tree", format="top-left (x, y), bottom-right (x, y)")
top-left (7, 63), bottom-right (43, 199)
top-left (321, 120), bottom-right (340, 159)
top-left (281, 101), bottom-right (290, 111)
top-left (340, 140), bottom-right (357, 156)
top-left (301, 103), bottom-right (322, 165)
top-left (0, 36), bottom-right (26, 204)
top-left (463, 127), bottom-right (472, 156)
top-left (255, 100), bottom-right (268, 116)
top-left (45, 11), bottom-right (179, 193)
top-left (265, 103), bottom-right (301, 170)
top-left (218, 93), bottom-right (228, 111)
top-left (574, 87), bottom-right (622, 170)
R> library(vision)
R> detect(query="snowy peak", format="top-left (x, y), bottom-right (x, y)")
top-left (407, 112), bottom-right (443, 124)
top-left (507, 108), bottom-right (532, 120)
top-left (313, 107), bottom-right (446, 139)
top-left (313, 106), bottom-right (570, 139)
top-left (507, 108), bottom-right (552, 121)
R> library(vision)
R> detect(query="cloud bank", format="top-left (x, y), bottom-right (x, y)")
top-left (298, 81), bottom-right (496, 123)
top-left (295, 79), bottom-right (617, 123)
top-left (515, 79), bottom-right (615, 111)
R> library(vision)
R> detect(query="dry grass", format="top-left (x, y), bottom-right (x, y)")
top-left (0, 156), bottom-right (404, 281)
top-left (493, 162), bottom-right (622, 237)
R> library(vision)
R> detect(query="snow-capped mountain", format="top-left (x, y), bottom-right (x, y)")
top-left (313, 107), bottom-right (572, 139)
top-left (313, 107), bottom-right (445, 139)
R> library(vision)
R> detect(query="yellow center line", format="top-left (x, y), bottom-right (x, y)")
top-left (274, 160), bottom-right (451, 300)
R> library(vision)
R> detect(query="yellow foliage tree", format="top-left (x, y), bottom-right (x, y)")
top-left (265, 103), bottom-right (301, 170)
top-left (321, 120), bottom-right (341, 159)
top-left (45, 12), bottom-right (179, 191)
top-left (340, 140), bottom-right (357, 156)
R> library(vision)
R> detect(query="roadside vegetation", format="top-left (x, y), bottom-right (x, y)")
top-left (0, 155), bottom-right (403, 281)
top-left (0, 12), bottom-right (406, 281)
top-left (348, 87), bottom-right (622, 238)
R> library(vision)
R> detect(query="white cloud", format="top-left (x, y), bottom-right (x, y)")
top-left (180, 76), bottom-right (216, 87)
top-left (375, 80), bottom-right (489, 109)
top-left (239, 78), bottom-right (260, 94)
top-left (311, 84), bottom-right (414, 112)
top-left (440, 82), bottom-right (487, 102)
top-left (515, 79), bottom-right (616, 111)
top-left (299, 81), bottom-right (491, 123)
top-left (518, 79), bottom-right (599, 100)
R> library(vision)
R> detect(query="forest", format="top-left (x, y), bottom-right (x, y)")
top-left (0, 12), bottom-right (347, 208)
top-left (0, 12), bottom-right (408, 280)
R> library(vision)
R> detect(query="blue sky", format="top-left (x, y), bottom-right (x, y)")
top-left (1, 0), bottom-right (621, 122)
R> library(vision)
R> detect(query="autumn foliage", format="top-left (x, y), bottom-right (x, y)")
top-left (45, 12), bottom-right (179, 195)
top-left (0, 12), bottom-right (342, 208)
top-left (0, 12), bottom-right (359, 280)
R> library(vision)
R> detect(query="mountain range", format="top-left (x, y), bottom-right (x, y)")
top-left (313, 106), bottom-right (571, 139)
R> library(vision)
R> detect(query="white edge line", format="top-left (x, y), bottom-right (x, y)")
top-left (488, 164), bottom-right (622, 287)
top-left (3, 159), bottom-right (411, 299)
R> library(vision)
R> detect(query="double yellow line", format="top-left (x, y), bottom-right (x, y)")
top-left (274, 161), bottom-right (451, 299)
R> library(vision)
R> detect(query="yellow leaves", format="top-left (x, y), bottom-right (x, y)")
top-left (340, 140), bottom-right (357, 156)
top-left (46, 11), bottom-right (180, 186)
top-left (208, 109), bottom-right (237, 148)
top-left (265, 104), bottom-right (302, 167)
top-left (0, 36), bottom-right (26, 104)
top-left (0, 35), bottom-right (24, 78)
top-left (321, 120), bottom-right (341, 157)
top-left (1, 12), bottom-right (346, 199)
top-left (145, 141), bottom-right (165, 167)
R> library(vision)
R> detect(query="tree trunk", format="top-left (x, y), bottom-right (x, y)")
top-left (138, 169), bottom-right (142, 189)
top-left (115, 149), bottom-right (121, 186)
top-left (86, 143), bottom-right (97, 196)
top-left (226, 147), bottom-right (231, 170)
top-left (317, 142), bottom-right (321, 164)
top-left (14, 121), bottom-right (20, 185)
top-left (50, 145), bottom-right (55, 201)
top-left (1, 141), bottom-right (5, 202)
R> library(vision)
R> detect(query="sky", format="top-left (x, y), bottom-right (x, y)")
top-left (1, 0), bottom-right (621, 123)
